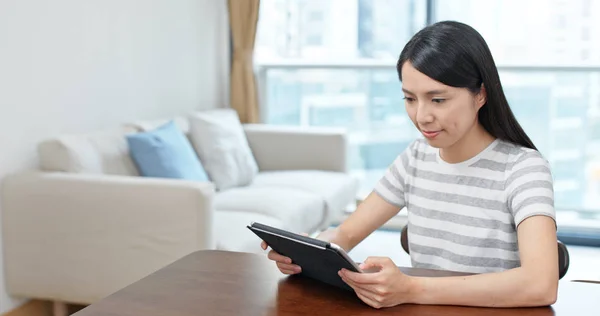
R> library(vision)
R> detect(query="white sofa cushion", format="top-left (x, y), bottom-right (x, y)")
top-left (125, 116), bottom-right (191, 135)
top-left (251, 171), bottom-right (359, 221)
top-left (188, 109), bottom-right (259, 191)
top-left (214, 211), bottom-right (284, 254)
top-left (38, 126), bottom-right (140, 176)
top-left (214, 187), bottom-right (325, 234)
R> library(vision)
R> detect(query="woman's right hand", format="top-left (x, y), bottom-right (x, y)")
top-left (260, 240), bottom-right (302, 275)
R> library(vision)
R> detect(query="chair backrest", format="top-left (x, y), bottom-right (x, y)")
top-left (557, 240), bottom-right (570, 279)
top-left (400, 225), bottom-right (570, 279)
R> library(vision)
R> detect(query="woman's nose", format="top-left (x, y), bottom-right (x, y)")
top-left (416, 104), bottom-right (434, 124)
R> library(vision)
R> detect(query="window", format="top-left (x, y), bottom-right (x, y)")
top-left (255, 0), bottom-right (600, 241)
top-left (434, 1), bottom-right (600, 225)
top-left (434, 0), bottom-right (600, 67)
top-left (256, 0), bottom-right (426, 197)
top-left (255, 0), bottom-right (426, 62)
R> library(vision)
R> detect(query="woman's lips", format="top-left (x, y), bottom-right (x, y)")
top-left (422, 130), bottom-right (441, 139)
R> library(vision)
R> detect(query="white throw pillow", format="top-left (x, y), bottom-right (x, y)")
top-left (188, 109), bottom-right (259, 190)
top-left (38, 126), bottom-right (140, 176)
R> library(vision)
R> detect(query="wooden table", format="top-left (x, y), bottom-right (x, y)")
top-left (74, 250), bottom-right (600, 316)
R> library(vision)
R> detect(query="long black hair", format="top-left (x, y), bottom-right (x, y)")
top-left (397, 20), bottom-right (537, 150)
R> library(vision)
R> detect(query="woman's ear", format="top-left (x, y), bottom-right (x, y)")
top-left (476, 84), bottom-right (487, 109)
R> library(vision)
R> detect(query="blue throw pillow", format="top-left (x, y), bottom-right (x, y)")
top-left (126, 121), bottom-right (209, 181)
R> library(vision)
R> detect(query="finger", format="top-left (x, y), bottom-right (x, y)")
top-left (261, 241), bottom-right (267, 250)
top-left (359, 261), bottom-right (379, 271)
top-left (356, 293), bottom-right (383, 309)
top-left (360, 257), bottom-right (398, 274)
top-left (356, 291), bottom-right (383, 309)
top-left (363, 256), bottom-right (393, 268)
top-left (340, 273), bottom-right (380, 296)
top-left (340, 269), bottom-right (381, 285)
top-left (267, 250), bottom-right (292, 264)
top-left (279, 268), bottom-right (300, 275)
top-left (276, 262), bottom-right (301, 273)
top-left (359, 262), bottom-right (382, 273)
top-left (353, 288), bottom-right (382, 308)
top-left (342, 277), bottom-right (361, 293)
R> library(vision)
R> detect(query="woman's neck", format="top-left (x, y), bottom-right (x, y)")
top-left (439, 122), bottom-right (496, 164)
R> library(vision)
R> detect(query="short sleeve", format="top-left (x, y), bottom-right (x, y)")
top-left (506, 151), bottom-right (555, 227)
top-left (373, 141), bottom-right (414, 208)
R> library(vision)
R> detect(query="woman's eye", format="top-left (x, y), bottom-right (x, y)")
top-left (432, 98), bottom-right (445, 104)
top-left (403, 97), bottom-right (415, 102)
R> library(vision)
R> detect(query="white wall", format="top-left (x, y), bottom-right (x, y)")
top-left (0, 0), bottom-right (229, 312)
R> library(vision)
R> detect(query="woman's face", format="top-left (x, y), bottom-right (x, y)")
top-left (401, 61), bottom-right (486, 149)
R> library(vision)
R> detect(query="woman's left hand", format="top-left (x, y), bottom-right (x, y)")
top-left (339, 257), bottom-right (416, 309)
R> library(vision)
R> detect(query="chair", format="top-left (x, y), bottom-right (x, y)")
top-left (400, 225), bottom-right (570, 279)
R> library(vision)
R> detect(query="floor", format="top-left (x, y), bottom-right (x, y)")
top-left (347, 229), bottom-right (600, 282)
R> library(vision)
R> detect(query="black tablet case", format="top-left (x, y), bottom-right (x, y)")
top-left (248, 222), bottom-right (359, 291)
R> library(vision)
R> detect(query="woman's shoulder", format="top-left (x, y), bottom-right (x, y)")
top-left (497, 139), bottom-right (551, 174)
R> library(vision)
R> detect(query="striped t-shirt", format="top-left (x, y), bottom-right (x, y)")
top-left (374, 138), bottom-right (555, 274)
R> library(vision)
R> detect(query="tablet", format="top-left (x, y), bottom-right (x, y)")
top-left (247, 221), bottom-right (362, 291)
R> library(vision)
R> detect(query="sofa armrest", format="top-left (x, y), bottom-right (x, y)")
top-left (243, 124), bottom-right (348, 172)
top-left (1, 171), bottom-right (215, 304)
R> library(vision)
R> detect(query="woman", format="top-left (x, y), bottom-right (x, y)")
top-left (261, 20), bottom-right (558, 309)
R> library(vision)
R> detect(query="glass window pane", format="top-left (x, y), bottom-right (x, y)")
top-left (500, 71), bottom-right (600, 212)
top-left (264, 68), bottom-right (419, 195)
top-left (255, 0), bottom-right (427, 62)
top-left (434, 0), bottom-right (600, 66)
top-left (262, 67), bottom-right (600, 215)
top-left (256, 0), bottom-right (600, 222)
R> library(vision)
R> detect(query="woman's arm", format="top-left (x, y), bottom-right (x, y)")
top-left (264, 190), bottom-right (402, 276)
top-left (407, 151), bottom-right (559, 307)
top-left (263, 143), bottom-right (413, 275)
top-left (327, 191), bottom-right (402, 252)
top-left (340, 215), bottom-right (559, 308)
top-left (320, 144), bottom-right (413, 251)
top-left (410, 215), bottom-right (558, 307)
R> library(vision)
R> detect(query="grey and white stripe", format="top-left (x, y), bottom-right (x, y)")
top-left (374, 138), bottom-right (555, 274)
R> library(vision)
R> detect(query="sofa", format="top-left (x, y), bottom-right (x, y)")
top-left (1, 110), bottom-right (358, 306)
